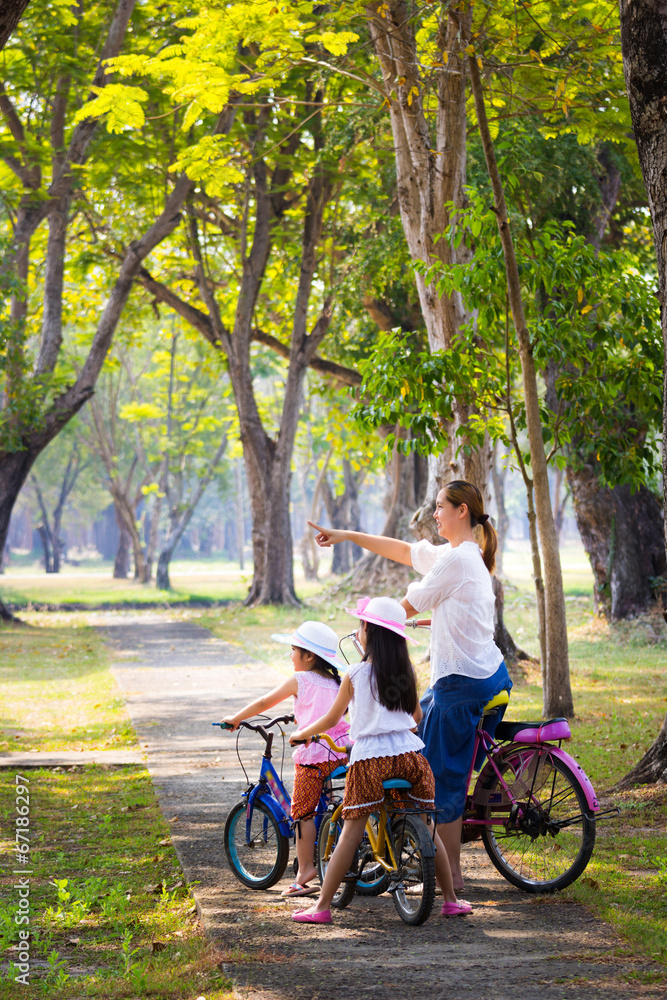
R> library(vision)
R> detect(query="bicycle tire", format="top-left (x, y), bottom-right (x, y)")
top-left (224, 799), bottom-right (290, 890)
top-left (479, 748), bottom-right (596, 893)
top-left (389, 815), bottom-right (436, 925)
top-left (356, 814), bottom-right (392, 896)
top-left (316, 810), bottom-right (356, 909)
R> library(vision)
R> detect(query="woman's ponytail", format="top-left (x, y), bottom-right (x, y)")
top-left (478, 518), bottom-right (498, 575)
top-left (443, 480), bottom-right (497, 574)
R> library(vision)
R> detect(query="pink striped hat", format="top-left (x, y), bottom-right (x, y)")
top-left (344, 596), bottom-right (416, 642)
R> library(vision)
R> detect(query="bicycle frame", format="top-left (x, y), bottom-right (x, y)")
top-left (227, 720), bottom-right (345, 846)
top-left (362, 806), bottom-right (399, 872)
top-left (245, 752), bottom-right (293, 840)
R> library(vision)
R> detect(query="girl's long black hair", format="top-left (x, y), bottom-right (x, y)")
top-left (362, 622), bottom-right (418, 713)
top-left (297, 649), bottom-right (341, 686)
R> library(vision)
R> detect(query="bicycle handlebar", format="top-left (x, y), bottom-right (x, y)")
top-left (408, 618), bottom-right (431, 628)
top-left (291, 732), bottom-right (350, 755)
top-left (212, 714), bottom-right (295, 733)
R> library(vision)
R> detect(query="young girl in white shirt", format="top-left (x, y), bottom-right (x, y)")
top-left (289, 596), bottom-right (472, 924)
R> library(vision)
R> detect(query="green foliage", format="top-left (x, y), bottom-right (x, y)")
top-left (468, 0), bottom-right (632, 148)
top-left (354, 197), bottom-right (662, 488)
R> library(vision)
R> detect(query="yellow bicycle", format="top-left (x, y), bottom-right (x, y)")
top-left (308, 734), bottom-right (437, 926)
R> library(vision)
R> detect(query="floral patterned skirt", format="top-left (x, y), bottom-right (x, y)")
top-left (291, 758), bottom-right (346, 821)
top-left (342, 751), bottom-right (435, 819)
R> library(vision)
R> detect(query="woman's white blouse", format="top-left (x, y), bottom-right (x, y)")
top-left (406, 539), bottom-right (503, 684)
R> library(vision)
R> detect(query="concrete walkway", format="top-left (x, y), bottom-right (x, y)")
top-left (96, 618), bottom-right (663, 1000)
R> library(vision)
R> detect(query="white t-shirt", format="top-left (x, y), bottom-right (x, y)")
top-left (406, 539), bottom-right (503, 684)
top-left (347, 660), bottom-right (423, 764)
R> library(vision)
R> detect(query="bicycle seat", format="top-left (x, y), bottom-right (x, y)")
top-left (495, 718), bottom-right (571, 742)
top-left (330, 766), bottom-right (348, 779)
top-left (482, 690), bottom-right (510, 715)
top-left (382, 778), bottom-right (412, 790)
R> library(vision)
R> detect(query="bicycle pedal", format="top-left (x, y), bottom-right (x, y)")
top-left (342, 871), bottom-right (358, 883)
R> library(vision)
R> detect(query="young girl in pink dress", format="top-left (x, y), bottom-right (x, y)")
top-left (221, 620), bottom-right (349, 897)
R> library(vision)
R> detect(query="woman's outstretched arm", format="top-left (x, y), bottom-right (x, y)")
top-left (308, 521), bottom-right (412, 567)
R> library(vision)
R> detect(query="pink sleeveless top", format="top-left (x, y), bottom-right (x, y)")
top-left (293, 671), bottom-right (349, 765)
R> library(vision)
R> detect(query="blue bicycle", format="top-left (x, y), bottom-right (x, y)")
top-left (215, 715), bottom-right (347, 889)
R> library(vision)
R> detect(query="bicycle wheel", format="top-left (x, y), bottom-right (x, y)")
top-left (356, 814), bottom-right (391, 897)
top-left (389, 815), bottom-right (436, 925)
top-left (316, 810), bottom-right (356, 909)
top-left (224, 800), bottom-right (290, 889)
top-left (479, 748), bottom-right (596, 893)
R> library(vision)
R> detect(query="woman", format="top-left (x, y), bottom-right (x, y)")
top-left (308, 479), bottom-right (512, 890)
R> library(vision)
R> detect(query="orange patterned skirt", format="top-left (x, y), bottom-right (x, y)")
top-left (291, 758), bottom-right (347, 821)
top-left (342, 751), bottom-right (435, 819)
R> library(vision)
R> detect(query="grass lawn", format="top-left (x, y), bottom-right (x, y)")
top-left (0, 765), bottom-right (234, 999)
top-left (0, 556), bottom-right (332, 609)
top-left (1, 539), bottom-right (666, 988)
top-left (0, 625), bottom-right (135, 753)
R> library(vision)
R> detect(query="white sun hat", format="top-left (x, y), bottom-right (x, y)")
top-left (271, 621), bottom-right (345, 670)
top-left (344, 596), bottom-right (416, 642)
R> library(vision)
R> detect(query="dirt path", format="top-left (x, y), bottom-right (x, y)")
top-left (103, 617), bottom-right (663, 1000)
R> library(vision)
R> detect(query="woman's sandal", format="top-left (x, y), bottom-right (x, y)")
top-left (280, 882), bottom-right (319, 898)
top-left (441, 899), bottom-right (472, 917)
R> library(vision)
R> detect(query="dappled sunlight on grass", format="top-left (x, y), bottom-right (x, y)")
top-left (0, 626), bottom-right (136, 752)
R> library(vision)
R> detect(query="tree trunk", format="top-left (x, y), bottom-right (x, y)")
top-left (52, 509), bottom-right (64, 573)
top-left (617, 0), bottom-right (667, 786)
top-left (155, 549), bottom-right (172, 590)
top-left (321, 459), bottom-right (366, 576)
top-left (468, 52), bottom-right (573, 718)
top-left (257, 457), bottom-right (298, 604)
top-left (351, 432), bottom-right (428, 593)
top-left (111, 486), bottom-right (147, 582)
top-left (568, 466), bottom-right (666, 618)
top-left (616, 713), bottom-right (667, 788)
top-left (37, 525), bottom-right (53, 573)
top-left (491, 441), bottom-right (510, 577)
top-left (0, 0), bottom-right (31, 53)
top-left (113, 501), bottom-right (131, 579)
top-left (492, 576), bottom-right (531, 667)
top-left (144, 492), bottom-right (162, 583)
top-left (552, 467), bottom-right (567, 548)
top-left (619, 0), bottom-right (667, 560)
top-left (365, 3), bottom-right (493, 535)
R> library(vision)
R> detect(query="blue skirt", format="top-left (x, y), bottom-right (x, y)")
top-left (417, 661), bottom-right (512, 823)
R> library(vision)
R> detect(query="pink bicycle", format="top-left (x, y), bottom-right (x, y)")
top-left (401, 621), bottom-right (615, 893)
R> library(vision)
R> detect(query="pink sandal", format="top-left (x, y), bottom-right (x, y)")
top-left (280, 882), bottom-right (318, 898)
top-left (292, 908), bottom-right (332, 924)
top-left (441, 899), bottom-right (472, 917)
